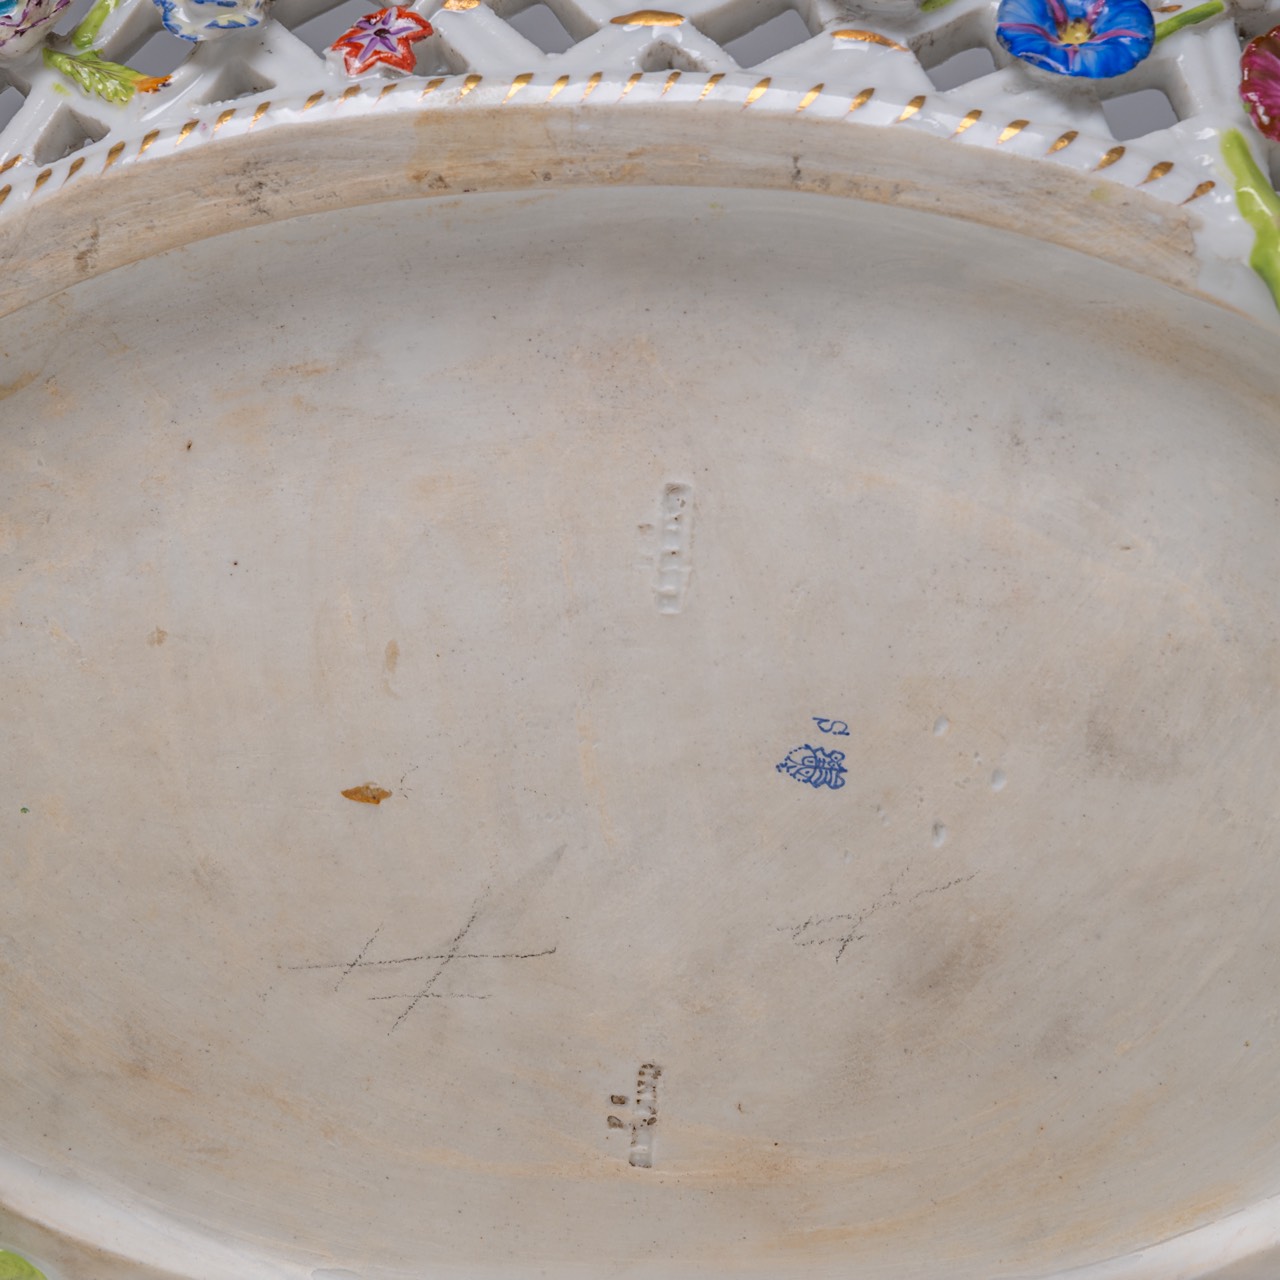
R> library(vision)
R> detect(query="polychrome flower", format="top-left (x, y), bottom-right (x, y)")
top-left (330, 6), bottom-right (432, 76)
top-left (996, 0), bottom-right (1154, 77)
top-left (1241, 25), bottom-right (1280, 142)
top-left (0, 0), bottom-right (70, 61)
top-left (154, 0), bottom-right (267, 40)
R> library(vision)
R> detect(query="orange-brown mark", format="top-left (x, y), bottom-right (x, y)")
top-left (147, 627), bottom-right (168, 646)
top-left (384, 639), bottom-right (400, 673)
top-left (0, 370), bottom-right (37, 400)
top-left (342, 783), bottom-right (392, 805)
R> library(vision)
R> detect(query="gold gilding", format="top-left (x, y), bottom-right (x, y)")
top-left (341, 84), bottom-right (361, 101)
top-left (1094, 144), bottom-right (1125, 170)
top-left (1141, 160), bottom-right (1173, 183)
top-left (619, 71), bottom-right (643, 99)
top-left (582, 70), bottom-right (602, 100)
top-left (420, 76), bottom-right (445, 98)
top-left (459, 73), bottom-right (482, 98)
top-left (832, 28), bottom-right (907, 50)
top-left (1047, 129), bottom-right (1077, 153)
top-left (547, 73), bottom-right (570, 101)
top-left (33, 167), bottom-right (51, 190)
top-left (897, 94), bottom-right (924, 122)
top-left (503, 72), bottom-right (533, 102)
top-left (796, 83), bottom-right (822, 111)
top-left (379, 82), bottom-right (400, 98)
top-left (139, 128), bottom-right (160, 152)
top-left (213, 107), bottom-right (236, 132)
top-left (443, 0), bottom-right (481, 9)
top-left (952, 107), bottom-right (981, 135)
top-left (303, 90), bottom-right (325, 109)
top-left (997, 118), bottom-right (1029, 143)
top-left (662, 70), bottom-right (681, 94)
top-left (744, 77), bottom-right (771, 107)
top-left (697, 72), bottom-right (724, 100)
top-left (0, 185), bottom-right (10, 206)
top-left (251, 99), bottom-right (272, 123)
top-left (67, 155), bottom-right (86, 178)
top-left (103, 140), bottom-right (126, 169)
top-left (1182, 179), bottom-right (1214, 203)
top-left (610, 8), bottom-right (684, 23)
top-left (849, 86), bottom-right (873, 112)
top-left (176, 120), bottom-right (199, 145)
top-left (0, 155), bottom-right (18, 176)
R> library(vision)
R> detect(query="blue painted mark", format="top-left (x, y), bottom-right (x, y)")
top-left (812, 717), bottom-right (849, 736)
top-left (777, 745), bottom-right (847, 790)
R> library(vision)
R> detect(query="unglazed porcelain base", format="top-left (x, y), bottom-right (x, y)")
top-left (1, 184), bottom-right (1279, 1280)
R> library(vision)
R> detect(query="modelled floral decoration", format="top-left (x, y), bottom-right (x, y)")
top-left (0, 0), bottom-right (70, 60)
top-left (154, 0), bottom-right (267, 39)
top-left (44, 47), bottom-right (169, 98)
top-left (30, 0), bottom-right (170, 103)
top-left (1220, 127), bottom-right (1280, 310)
top-left (996, 0), bottom-right (1154, 77)
top-left (1241, 24), bottom-right (1280, 141)
top-left (330, 6), bottom-right (432, 75)
top-left (776, 744), bottom-right (848, 790)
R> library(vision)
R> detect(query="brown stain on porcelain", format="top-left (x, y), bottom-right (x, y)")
top-left (0, 368), bottom-right (37, 399)
top-left (342, 783), bottom-right (392, 804)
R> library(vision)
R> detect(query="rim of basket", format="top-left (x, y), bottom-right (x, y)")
top-left (0, 76), bottom-right (1237, 327)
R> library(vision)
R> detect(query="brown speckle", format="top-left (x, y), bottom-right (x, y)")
top-left (185, 440), bottom-right (193, 451)
top-left (147, 627), bottom-right (167, 646)
top-left (384, 639), bottom-right (399, 674)
top-left (342, 784), bottom-right (392, 805)
top-left (74, 225), bottom-right (100, 275)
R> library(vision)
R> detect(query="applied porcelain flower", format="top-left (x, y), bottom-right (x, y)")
top-left (154, 0), bottom-right (267, 40)
top-left (1241, 24), bottom-right (1280, 141)
top-left (0, 0), bottom-right (70, 61)
top-left (996, 0), bottom-right (1155, 77)
top-left (330, 6), bottom-right (432, 76)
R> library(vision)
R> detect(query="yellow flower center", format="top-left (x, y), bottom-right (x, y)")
top-left (1058, 17), bottom-right (1094, 43)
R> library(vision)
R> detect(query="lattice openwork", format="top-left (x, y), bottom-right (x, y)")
top-left (0, 0), bottom-right (1278, 315)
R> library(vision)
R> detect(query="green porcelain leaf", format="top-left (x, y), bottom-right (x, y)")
top-left (1221, 127), bottom-right (1280, 311)
top-left (72, 0), bottom-right (125, 48)
top-left (0, 1250), bottom-right (48, 1280)
top-left (42, 48), bottom-right (167, 105)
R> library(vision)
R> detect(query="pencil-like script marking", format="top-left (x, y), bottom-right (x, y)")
top-left (290, 898), bottom-right (555, 1033)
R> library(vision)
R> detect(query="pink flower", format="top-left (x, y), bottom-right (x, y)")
top-left (1241, 24), bottom-right (1280, 142)
top-left (330, 6), bottom-right (432, 76)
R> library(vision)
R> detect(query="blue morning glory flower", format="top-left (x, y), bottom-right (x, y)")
top-left (996, 0), bottom-right (1155, 77)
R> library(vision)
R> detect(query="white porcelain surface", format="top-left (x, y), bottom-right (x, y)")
top-left (1, 184), bottom-right (1279, 1279)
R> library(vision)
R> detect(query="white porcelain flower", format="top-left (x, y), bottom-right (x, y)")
top-left (0, 0), bottom-right (70, 61)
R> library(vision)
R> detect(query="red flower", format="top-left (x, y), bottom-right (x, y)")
top-left (1241, 24), bottom-right (1280, 142)
top-left (331, 5), bottom-right (432, 76)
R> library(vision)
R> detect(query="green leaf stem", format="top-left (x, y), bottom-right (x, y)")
top-left (1220, 127), bottom-right (1280, 312)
